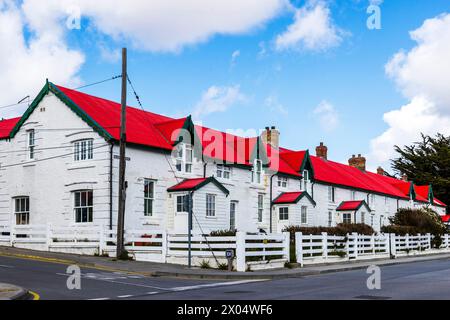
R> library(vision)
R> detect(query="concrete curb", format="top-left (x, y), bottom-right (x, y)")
top-left (152, 253), bottom-right (450, 280)
top-left (0, 283), bottom-right (30, 300)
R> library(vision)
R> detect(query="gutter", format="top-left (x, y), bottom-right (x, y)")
top-left (269, 174), bottom-right (277, 234)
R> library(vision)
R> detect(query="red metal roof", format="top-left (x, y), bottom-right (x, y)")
top-left (441, 215), bottom-right (450, 223)
top-left (56, 85), bottom-right (175, 150)
top-left (273, 192), bottom-right (305, 204)
top-left (167, 178), bottom-right (208, 192)
top-left (336, 200), bottom-right (369, 211)
top-left (0, 117), bottom-right (21, 139)
top-left (310, 156), bottom-right (409, 199)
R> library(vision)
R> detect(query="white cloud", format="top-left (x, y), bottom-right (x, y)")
top-left (193, 85), bottom-right (246, 119)
top-left (264, 95), bottom-right (288, 115)
top-left (275, 0), bottom-right (344, 52)
top-left (22, 0), bottom-right (288, 53)
top-left (313, 100), bottom-right (339, 131)
top-left (370, 13), bottom-right (450, 164)
top-left (230, 50), bottom-right (240, 67)
top-left (0, 0), bottom-right (84, 118)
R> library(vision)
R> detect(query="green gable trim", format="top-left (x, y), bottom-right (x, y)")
top-left (429, 184), bottom-right (434, 204)
top-left (300, 150), bottom-right (315, 180)
top-left (9, 82), bottom-right (113, 142)
top-left (409, 182), bottom-right (416, 200)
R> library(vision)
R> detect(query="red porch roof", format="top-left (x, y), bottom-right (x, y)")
top-left (336, 200), bottom-right (371, 212)
top-left (0, 117), bottom-right (21, 139)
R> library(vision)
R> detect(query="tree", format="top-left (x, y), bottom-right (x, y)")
top-left (391, 133), bottom-right (450, 213)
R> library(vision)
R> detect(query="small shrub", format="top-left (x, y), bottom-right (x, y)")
top-left (381, 225), bottom-right (418, 236)
top-left (284, 223), bottom-right (375, 238)
top-left (217, 262), bottom-right (229, 270)
top-left (199, 260), bottom-right (211, 269)
top-left (209, 230), bottom-right (236, 237)
top-left (432, 234), bottom-right (443, 248)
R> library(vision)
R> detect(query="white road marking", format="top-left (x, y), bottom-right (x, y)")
top-left (0, 264), bottom-right (13, 268)
top-left (117, 295), bottom-right (133, 298)
top-left (89, 297), bottom-right (110, 300)
top-left (170, 280), bottom-right (266, 292)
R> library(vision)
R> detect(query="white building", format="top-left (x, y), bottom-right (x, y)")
top-left (0, 81), bottom-right (446, 237)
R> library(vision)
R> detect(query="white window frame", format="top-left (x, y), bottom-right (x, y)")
top-left (277, 176), bottom-right (288, 188)
top-left (343, 213), bottom-right (352, 224)
top-left (74, 139), bottom-right (94, 162)
top-left (27, 129), bottom-right (35, 160)
top-left (230, 201), bottom-right (238, 231)
top-left (74, 190), bottom-right (93, 223)
top-left (252, 159), bottom-right (263, 184)
top-left (14, 197), bottom-right (30, 225)
top-left (302, 170), bottom-right (309, 191)
top-left (257, 194), bottom-right (264, 223)
top-left (206, 194), bottom-right (216, 217)
top-left (279, 207), bottom-right (289, 221)
top-left (301, 206), bottom-right (308, 225)
top-left (368, 194), bottom-right (375, 206)
top-left (217, 164), bottom-right (232, 180)
top-left (328, 186), bottom-right (335, 203)
top-left (175, 143), bottom-right (193, 174)
top-left (144, 179), bottom-right (155, 217)
top-left (361, 211), bottom-right (366, 224)
top-left (176, 194), bottom-right (190, 214)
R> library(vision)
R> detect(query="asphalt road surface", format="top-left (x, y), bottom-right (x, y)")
top-left (1, 255), bottom-right (450, 300)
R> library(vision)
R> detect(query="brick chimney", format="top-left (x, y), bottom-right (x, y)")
top-left (316, 142), bottom-right (328, 160)
top-left (261, 126), bottom-right (280, 149)
top-left (377, 167), bottom-right (385, 175)
top-left (348, 154), bottom-right (366, 171)
top-left (402, 173), bottom-right (408, 182)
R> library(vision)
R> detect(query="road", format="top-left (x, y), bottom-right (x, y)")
top-left (1, 255), bottom-right (450, 300)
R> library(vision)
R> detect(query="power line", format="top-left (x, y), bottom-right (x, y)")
top-left (126, 75), bottom-right (143, 109)
top-left (74, 75), bottom-right (122, 90)
top-left (0, 75), bottom-right (122, 111)
top-left (0, 143), bottom-right (109, 169)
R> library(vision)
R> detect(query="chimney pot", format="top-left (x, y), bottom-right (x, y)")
top-left (316, 142), bottom-right (328, 160)
top-left (261, 126), bottom-right (280, 150)
top-left (377, 167), bottom-right (385, 175)
top-left (349, 154), bottom-right (366, 171)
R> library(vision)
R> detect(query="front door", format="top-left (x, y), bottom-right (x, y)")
top-left (230, 201), bottom-right (238, 231)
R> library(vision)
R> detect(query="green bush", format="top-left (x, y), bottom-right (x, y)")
top-left (284, 223), bottom-right (375, 238)
top-left (209, 230), bottom-right (236, 237)
top-left (380, 225), bottom-right (418, 236)
top-left (386, 208), bottom-right (446, 236)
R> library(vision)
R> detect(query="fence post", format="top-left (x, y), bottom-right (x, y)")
top-left (295, 232), bottom-right (304, 267)
top-left (389, 234), bottom-right (396, 258)
top-left (352, 233), bottom-right (358, 260)
top-left (426, 233), bottom-right (431, 251)
top-left (282, 232), bottom-right (290, 263)
top-left (236, 231), bottom-right (246, 272)
top-left (405, 234), bottom-right (409, 252)
top-left (161, 230), bottom-right (167, 263)
top-left (371, 234), bottom-right (375, 255)
top-left (98, 224), bottom-right (105, 256)
top-left (322, 232), bottom-right (328, 261)
top-left (9, 224), bottom-right (14, 247)
top-left (46, 223), bottom-right (52, 251)
top-left (446, 234), bottom-right (449, 249)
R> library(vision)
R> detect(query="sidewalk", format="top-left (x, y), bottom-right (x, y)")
top-left (1, 246), bottom-right (450, 280)
top-left (0, 283), bottom-right (29, 300)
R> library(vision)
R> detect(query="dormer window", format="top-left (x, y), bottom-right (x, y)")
top-left (302, 170), bottom-right (309, 191)
top-left (175, 143), bottom-right (193, 174)
top-left (252, 159), bottom-right (263, 184)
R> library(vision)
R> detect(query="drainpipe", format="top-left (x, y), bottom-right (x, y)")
top-left (269, 174), bottom-right (277, 234)
top-left (203, 163), bottom-right (207, 178)
top-left (109, 143), bottom-right (114, 230)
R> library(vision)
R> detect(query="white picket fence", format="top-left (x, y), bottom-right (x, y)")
top-left (2, 224), bottom-right (450, 271)
top-left (0, 224), bottom-right (289, 271)
top-left (295, 232), bottom-right (450, 266)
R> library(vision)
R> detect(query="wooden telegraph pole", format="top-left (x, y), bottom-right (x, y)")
top-left (116, 48), bottom-right (127, 259)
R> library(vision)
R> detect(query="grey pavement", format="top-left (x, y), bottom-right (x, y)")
top-left (0, 282), bottom-right (29, 300)
top-left (2, 253), bottom-right (450, 300)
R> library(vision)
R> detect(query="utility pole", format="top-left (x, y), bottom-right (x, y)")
top-left (116, 48), bottom-right (127, 259)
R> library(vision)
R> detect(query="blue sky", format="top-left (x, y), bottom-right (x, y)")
top-left (2, 0), bottom-right (450, 172)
